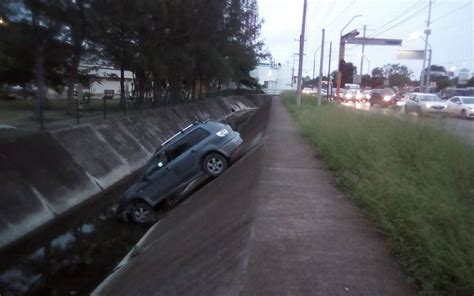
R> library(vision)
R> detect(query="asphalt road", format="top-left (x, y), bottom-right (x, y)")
top-left (343, 101), bottom-right (474, 146)
top-left (94, 97), bottom-right (415, 295)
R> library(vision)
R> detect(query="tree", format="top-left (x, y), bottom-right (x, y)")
top-left (467, 77), bottom-right (474, 87)
top-left (341, 62), bottom-right (356, 86)
top-left (361, 74), bottom-right (370, 88)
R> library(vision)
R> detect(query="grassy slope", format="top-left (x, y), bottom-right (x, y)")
top-left (282, 91), bottom-right (474, 295)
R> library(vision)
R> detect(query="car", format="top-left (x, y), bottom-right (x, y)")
top-left (446, 96), bottom-right (474, 119)
top-left (404, 93), bottom-right (447, 116)
top-left (369, 88), bottom-right (397, 107)
top-left (342, 89), bottom-right (363, 103)
top-left (118, 120), bottom-right (243, 223)
top-left (439, 87), bottom-right (474, 100)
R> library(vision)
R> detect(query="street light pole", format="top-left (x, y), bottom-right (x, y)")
top-left (359, 25), bottom-right (366, 76)
top-left (296, 0), bottom-right (308, 106)
top-left (420, 0), bottom-right (432, 92)
top-left (318, 29), bottom-right (325, 106)
top-left (312, 46), bottom-right (321, 82)
top-left (327, 42), bottom-right (332, 97)
top-left (336, 14), bottom-right (362, 98)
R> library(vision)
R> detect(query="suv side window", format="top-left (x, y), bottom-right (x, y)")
top-left (165, 127), bottom-right (210, 162)
top-left (186, 127), bottom-right (210, 147)
top-left (451, 97), bottom-right (460, 103)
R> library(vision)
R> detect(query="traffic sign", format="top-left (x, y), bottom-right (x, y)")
top-left (396, 50), bottom-right (424, 60)
top-left (347, 37), bottom-right (402, 46)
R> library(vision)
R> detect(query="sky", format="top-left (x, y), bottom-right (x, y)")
top-left (257, 0), bottom-right (474, 79)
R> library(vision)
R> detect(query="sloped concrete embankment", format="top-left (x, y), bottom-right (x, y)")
top-left (0, 95), bottom-right (269, 248)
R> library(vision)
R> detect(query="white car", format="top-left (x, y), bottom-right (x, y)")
top-left (404, 93), bottom-right (447, 116)
top-left (446, 96), bottom-right (474, 119)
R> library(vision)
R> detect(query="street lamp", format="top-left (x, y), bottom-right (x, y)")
top-left (408, 32), bottom-right (432, 92)
top-left (336, 14), bottom-right (362, 97)
top-left (340, 14), bottom-right (363, 36)
top-left (312, 46), bottom-right (321, 82)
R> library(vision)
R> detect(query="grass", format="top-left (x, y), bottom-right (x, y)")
top-left (282, 91), bottom-right (474, 295)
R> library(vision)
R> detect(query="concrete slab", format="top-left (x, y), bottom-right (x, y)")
top-left (93, 96), bottom-right (414, 295)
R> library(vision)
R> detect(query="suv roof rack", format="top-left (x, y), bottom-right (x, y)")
top-left (160, 117), bottom-right (211, 147)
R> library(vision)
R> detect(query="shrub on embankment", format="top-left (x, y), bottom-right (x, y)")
top-left (282, 91), bottom-right (474, 295)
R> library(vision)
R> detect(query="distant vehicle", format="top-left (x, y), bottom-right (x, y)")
top-left (342, 89), bottom-right (363, 103)
top-left (404, 93), bottom-right (447, 116)
top-left (118, 120), bottom-right (242, 224)
top-left (369, 88), bottom-right (397, 107)
top-left (446, 96), bottom-right (474, 119)
top-left (345, 83), bottom-right (360, 90)
top-left (302, 87), bottom-right (316, 95)
top-left (439, 88), bottom-right (474, 100)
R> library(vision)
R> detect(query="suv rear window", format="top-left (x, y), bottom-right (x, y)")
top-left (165, 127), bottom-right (210, 162)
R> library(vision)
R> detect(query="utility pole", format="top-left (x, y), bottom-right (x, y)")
top-left (359, 25), bottom-right (366, 77)
top-left (426, 49), bottom-right (432, 92)
top-left (327, 42), bottom-right (332, 97)
top-left (420, 0), bottom-right (432, 92)
top-left (312, 46), bottom-right (321, 85)
top-left (317, 29), bottom-right (325, 106)
top-left (296, 0), bottom-right (307, 106)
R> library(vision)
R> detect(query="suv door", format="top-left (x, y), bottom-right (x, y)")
top-left (167, 127), bottom-right (211, 182)
top-left (143, 153), bottom-right (179, 203)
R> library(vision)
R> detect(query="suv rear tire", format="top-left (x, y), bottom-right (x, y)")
top-left (203, 153), bottom-right (228, 177)
top-left (130, 202), bottom-right (155, 224)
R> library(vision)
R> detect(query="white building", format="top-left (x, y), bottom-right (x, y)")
top-left (250, 62), bottom-right (294, 95)
top-left (80, 65), bottom-right (134, 99)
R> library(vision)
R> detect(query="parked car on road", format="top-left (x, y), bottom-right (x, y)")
top-left (404, 93), bottom-right (447, 116)
top-left (446, 96), bottom-right (474, 119)
top-left (369, 88), bottom-right (397, 107)
top-left (118, 120), bottom-right (243, 223)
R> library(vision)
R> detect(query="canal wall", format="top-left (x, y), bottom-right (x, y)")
top-left (0, 95), bottom-right (269, 248)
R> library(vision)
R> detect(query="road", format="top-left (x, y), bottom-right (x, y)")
top-left (93, 97), bottom-right (414, 295)
top-left (343, 101), bottom-right (474, 146)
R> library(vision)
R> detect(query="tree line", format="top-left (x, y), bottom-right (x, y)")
top-left (0, 0), bottom-right (265, 116)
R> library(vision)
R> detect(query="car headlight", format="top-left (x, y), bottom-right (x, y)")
top-left (345, 94), bottom-right (352, 99)
top-left (365, 94), bottom-right (371, 99)
top-left (383, 96), bottom-right (392, 101)
top-left (425, 103), bottom-right (432, 108)
top-left (216, 129), bottom-right (229, 137)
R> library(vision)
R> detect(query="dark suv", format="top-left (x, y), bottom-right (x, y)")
top-left (118, 120), bottom-right (242, 223)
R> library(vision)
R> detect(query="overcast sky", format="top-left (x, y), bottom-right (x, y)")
top-left (257, 0), bottom-right (474, 78)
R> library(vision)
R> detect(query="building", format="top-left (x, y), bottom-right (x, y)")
top-left (80, 64), bottom-right (134, 99)
top-left (250, 62), bottom-right (294, 95)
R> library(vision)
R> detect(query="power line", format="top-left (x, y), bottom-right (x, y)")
top-left (372, 0), bottom-right (424, 33)
top-left (323, 0), bottom-right (356, 29)
top-left (368, 3), bottom-right (430, 38)
top-left (346, 5), bottom-right (429, 50)
top-left (431, 1), bottom-right (471, 23)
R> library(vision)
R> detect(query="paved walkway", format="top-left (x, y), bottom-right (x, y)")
top-left (94, 97), bottom-right (415, 295)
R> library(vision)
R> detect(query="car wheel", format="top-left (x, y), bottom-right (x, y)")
top-left (203, 153), bottom-right (228, 177)
top-left (461, 109), bottom-right (467, 119)
top-left (130, 201), bottom-right (155, 224)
